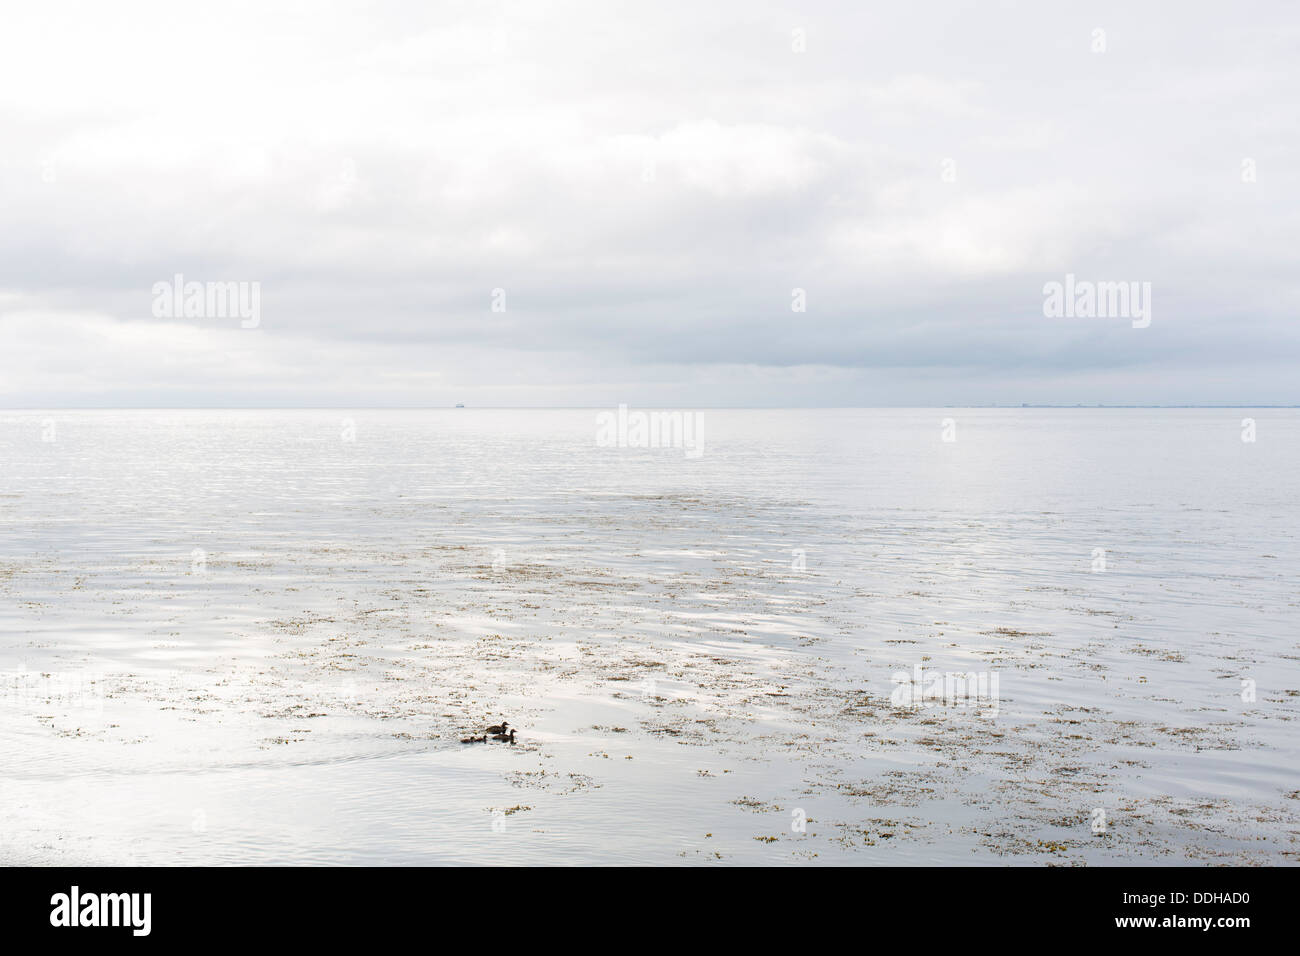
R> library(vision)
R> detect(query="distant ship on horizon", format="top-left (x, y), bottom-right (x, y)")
top-left (455, 403), bottom-right (465, 408)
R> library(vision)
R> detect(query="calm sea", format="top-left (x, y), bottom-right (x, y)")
top-left (1, 409), bottom-right (1296, 864)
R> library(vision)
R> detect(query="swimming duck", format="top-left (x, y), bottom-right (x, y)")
top-left (460, 734), bottom-right (487, 744)
top-left (492, 729), bottom-right (516, 743)
top-left (485, 720), bottom-right (509, 735)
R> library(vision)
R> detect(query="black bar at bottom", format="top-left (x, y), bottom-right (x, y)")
top-left (0, 865), bottom-right (1279, 944)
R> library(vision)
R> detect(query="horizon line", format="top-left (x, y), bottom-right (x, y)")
top-left (4, 404), bottom-right (1298, 411)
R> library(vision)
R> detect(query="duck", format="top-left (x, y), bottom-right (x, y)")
top-left (492, 729), bottom-right (517, 744)
top-left (485, 720), bottom-right (509, 735)
top-left (460, 735), bottom-right (487, 744)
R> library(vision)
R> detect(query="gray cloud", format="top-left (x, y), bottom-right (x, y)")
top-left (2, 1), bottom-right (1298, 406)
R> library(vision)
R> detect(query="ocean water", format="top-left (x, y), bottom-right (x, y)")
top-left (0, 408), bottom-right (1296, 865)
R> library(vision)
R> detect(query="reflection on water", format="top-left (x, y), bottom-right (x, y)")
top-left (1, 409), bottom-right (1297, 864)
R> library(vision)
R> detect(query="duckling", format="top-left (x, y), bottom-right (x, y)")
top-left (485, 720), bottom-right (509, 735)
top-left (492, 729), bottom-right (516, 743)
top-left (460, 734), bottom-right (487, 744)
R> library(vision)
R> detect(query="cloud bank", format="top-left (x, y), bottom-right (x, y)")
top-left (3, 1), bottom-right (1298, 405)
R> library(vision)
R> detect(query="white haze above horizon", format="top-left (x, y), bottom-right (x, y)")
top-left (2, 1), bottom-right (1298, 407)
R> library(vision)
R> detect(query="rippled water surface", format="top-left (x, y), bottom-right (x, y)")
top-left (1, 409), bottom-right (1297, 864)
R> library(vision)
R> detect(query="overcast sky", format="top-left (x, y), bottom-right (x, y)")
top-left (2, 1), bottom-right (1298, 407)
